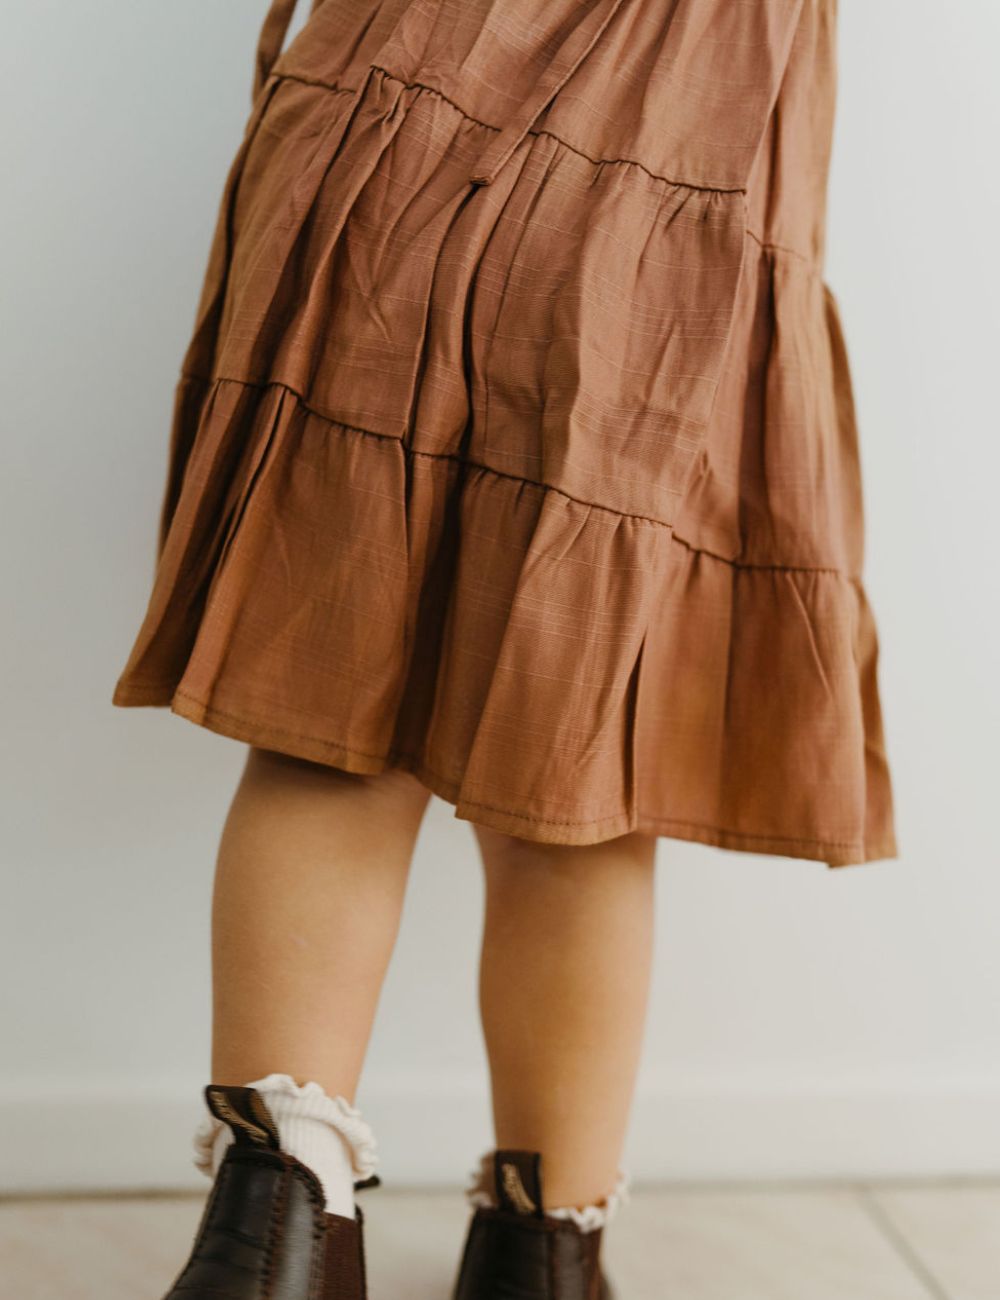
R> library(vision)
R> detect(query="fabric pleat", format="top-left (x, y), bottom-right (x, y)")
top-left (112, 0), bottom-right (897, 866)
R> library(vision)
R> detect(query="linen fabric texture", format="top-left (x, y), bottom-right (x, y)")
top-left (112, 0), bottom-right (897, 867)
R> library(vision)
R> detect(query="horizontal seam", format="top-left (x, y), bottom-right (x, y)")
top-left (637, 811), bottom-right (865, 852)
top-left (667, 529), bottom-right (853, 578)
top-left (174, 689), bottom-right (389, 760)
top-left (171, 692), bottom-right (870, 853)
top-left (431, 789), bottom-right (632, 829)
top-left (744, 227), bottom-right (819, 268)
top-left (178, 373), bottom-right (858, 579)
top-left (273, 65), bottom-right (746, 195)
top-left (172, 691), bottom-right (634, 826)
top-left (180, 370), bottom-right (682, 524)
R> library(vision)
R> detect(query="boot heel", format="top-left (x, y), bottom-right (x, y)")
top-left (452, 1150), bottom-right (615, 1300)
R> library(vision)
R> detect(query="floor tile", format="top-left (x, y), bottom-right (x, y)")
top-left (0, 1184), bottom-right (973, 1300)
top-left (866, 1183), bottom-right (1000, 1300)
top-left (602, 1187), bottom-right (935, 1300)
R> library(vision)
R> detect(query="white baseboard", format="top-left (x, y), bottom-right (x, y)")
top-left (2, 1070), bottom-right (998, 1196)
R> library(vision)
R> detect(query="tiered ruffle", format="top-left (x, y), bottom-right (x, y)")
top-left (112, 57), bottom-right (896, 867)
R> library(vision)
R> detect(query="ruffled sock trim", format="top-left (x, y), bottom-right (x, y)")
top-left (192, 1071), bottom-right (378, 1183)
top-left (464, 1150), bottom-right (630, 1233)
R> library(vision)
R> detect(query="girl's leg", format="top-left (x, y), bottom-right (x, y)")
top-left (473, 825), bottom-right (658, 1210)
top-left (210, 746), bottom-right (433, 1100)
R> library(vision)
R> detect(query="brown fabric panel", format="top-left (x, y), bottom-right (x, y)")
top-left (112, 0), bottom-right (897, 866)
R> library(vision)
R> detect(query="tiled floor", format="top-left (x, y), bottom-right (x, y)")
top-left (1, 1182), bottom-right (997, 1299)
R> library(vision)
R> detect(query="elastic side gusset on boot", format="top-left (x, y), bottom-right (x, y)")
top-left (452, 1150), bottom-right (615, 1300)
top-left (162, 1083), bottom-right (378, 1300)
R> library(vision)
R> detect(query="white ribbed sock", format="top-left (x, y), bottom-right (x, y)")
top-left (192, 1073), bottom-right (378, 1219)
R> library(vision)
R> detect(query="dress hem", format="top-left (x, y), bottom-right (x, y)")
top-left (110, 678), bottom-right (897, 869)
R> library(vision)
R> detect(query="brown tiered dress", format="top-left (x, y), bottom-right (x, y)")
top-left (112, 0), bottom-right (898, 866)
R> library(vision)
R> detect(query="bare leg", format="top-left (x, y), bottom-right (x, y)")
top-left (474, 825), bottom-right (657, 1210)
top-left (210, 747), bottom-right (432, 1101)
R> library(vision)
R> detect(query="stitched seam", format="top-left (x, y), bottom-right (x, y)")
top-left (175, 374), bottom-right (859, 578)
top-left (638, 813), bottom-right (865, 852)
top-left (261, 1159), bottom-right (285, 1300)
top-left (171, 691), bottom-right (635, 826)
top-left (176, 1155), bottom-right (229, 1286)
top-left (286, 1158), bottom-right (328, 1300)
top-left (745, 227), bottom-right (819, 267)
top-left (272, 66), bottom-right (746, 194)
top-left (184, 368), bottom-right (681, 528)
top-left (168, 691), bottom-right (873, 855)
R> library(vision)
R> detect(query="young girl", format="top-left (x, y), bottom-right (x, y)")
top-left (112, 1), bottom-right (897, 1295)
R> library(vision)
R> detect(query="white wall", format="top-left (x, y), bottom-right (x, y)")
top-left (2, 1), bottom-right (998, 1194)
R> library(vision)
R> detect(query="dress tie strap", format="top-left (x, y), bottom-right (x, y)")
top-left (253, 0), bottom-right (302, 101)
top-left (468, 0), bottom-right (630, 186)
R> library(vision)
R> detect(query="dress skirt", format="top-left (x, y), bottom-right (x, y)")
top-left (112, 0), bottom-right (898, 867)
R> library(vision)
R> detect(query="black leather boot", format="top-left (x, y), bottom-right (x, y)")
top-left (452, 1150), bottom-right (615, 1300)
top-left (161, 1083), bottom-right (378, 1299)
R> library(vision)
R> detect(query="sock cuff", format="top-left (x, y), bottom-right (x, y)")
top-left (464, 1150), bottom-right (631, 1233)
top-left (192, 1072), bottom-right (378, 1182)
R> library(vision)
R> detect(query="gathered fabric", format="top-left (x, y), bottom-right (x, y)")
top-left (112, 0), bottom-right (897, 867)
